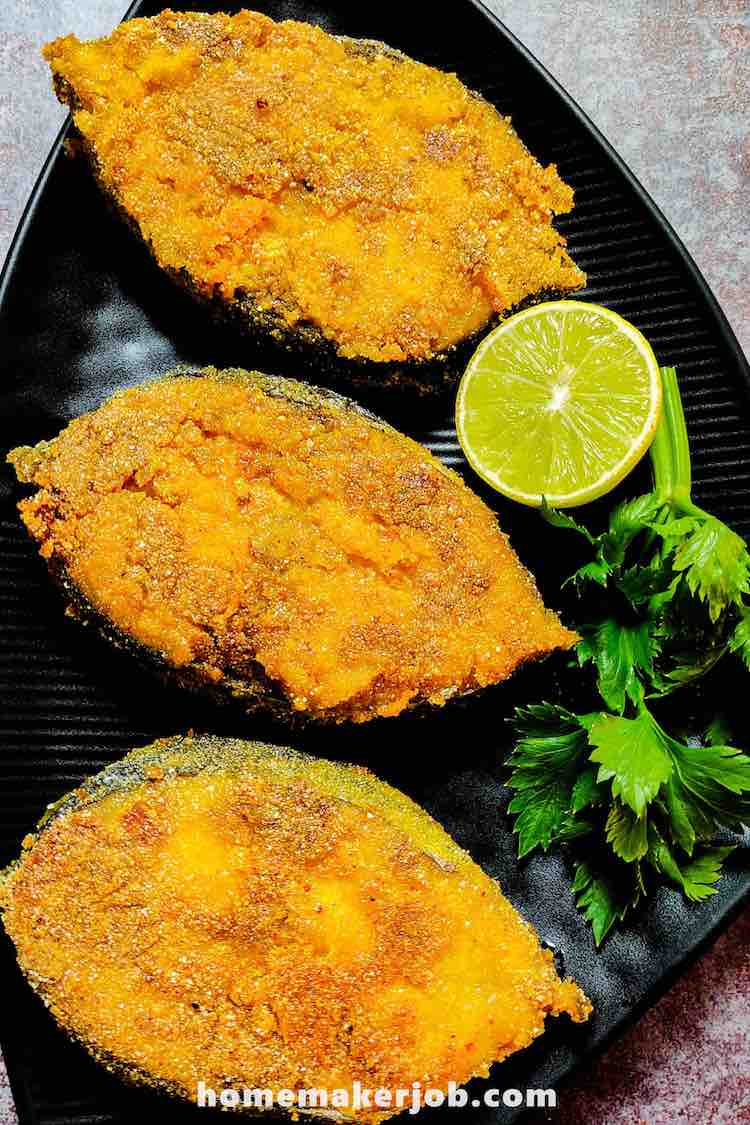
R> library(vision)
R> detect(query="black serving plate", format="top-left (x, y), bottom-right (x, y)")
top-left (1, 2), bottom-right (749, 1123)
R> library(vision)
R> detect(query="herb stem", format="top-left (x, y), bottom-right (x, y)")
top-left (650, 366), bottom-right (694, 510)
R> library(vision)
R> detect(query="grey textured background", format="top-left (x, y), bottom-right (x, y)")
top-left (1, 3), bottom-right (748, 1124)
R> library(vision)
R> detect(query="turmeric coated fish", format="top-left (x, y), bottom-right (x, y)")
top-left (44, 9), bottom-right (584, 386)
top-left (0, 735), bottom-right (591, 1121)
top-left (8, 368), bottom-right (576, 723)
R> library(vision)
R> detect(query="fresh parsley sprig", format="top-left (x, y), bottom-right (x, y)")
top-left (509, 700), bottom-right (750, 943)
top-left (540, 368), bottom-right (750, 706)
top-left (508, 367), bottom-right (750, 943)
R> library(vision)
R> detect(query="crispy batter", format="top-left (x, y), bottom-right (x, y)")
top-left (43, 9), bottom-right (584, 364)
top-left (8, 369), bottom-right (576, 722)
top-left (0, 737), bottom-right (590, 1121)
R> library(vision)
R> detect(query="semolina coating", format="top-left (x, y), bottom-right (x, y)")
top-left (8, 368), bottom-right (576, 723)
top-left (43, 9), bottom-right (584, 365)
top-left (0, 736), bottom-right (591, 1122)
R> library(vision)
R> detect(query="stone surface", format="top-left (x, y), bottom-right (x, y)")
top-left (0, 2), bottom-right (748, 1124)
top-left (487, 0), bottom-right (750, 359)
top-left (529, 906), bottom-right (750, 1125)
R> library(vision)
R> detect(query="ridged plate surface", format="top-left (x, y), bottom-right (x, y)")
top-left (0, 2), bottom-right (749, 1123)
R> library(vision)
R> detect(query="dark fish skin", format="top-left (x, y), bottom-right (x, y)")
top-left (0, 734), bottom-right (440, 1114)
top-left (10, 369), bottom-right (402, 726)
top-left (0, 733), bottom-right (590, 1118)
top-left (8, 365), bottom-right (576, 725)
top-left (48, 33), bottom-right (578, 397)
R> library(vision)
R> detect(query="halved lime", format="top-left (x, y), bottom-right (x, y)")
top-left (455, 301), bottom-right (663, 508)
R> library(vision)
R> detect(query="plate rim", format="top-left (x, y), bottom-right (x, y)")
top-left (471, 0), bottom-right (750, 402)
top-left (0, 0), bottom-right (142, 317)
top-left (473, 0), bottom-right (750, 1103)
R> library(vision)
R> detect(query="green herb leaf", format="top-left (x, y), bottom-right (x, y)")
top-left (601, 493), bottom-right (661, 566)
top-left (572, 857), bottom-right (641, 945)
top-left (677, 848), bottom-right (736, 901)
top-left (672, 517), bottom-right (750, 622)
top-left (650, 641), bottom-right (728, 693)
top-left (651, 514), bottom-right (700, 548)
top-left (507, 704), bottom-right (589, 857)
top-left (616, 563), bottom-right (676, 609)
top-left (507, 786), bottom-right (568, 858)
top-left (647, 830), bottom-right (734, 902)
top-left (511, 701), bottom-right (584, 741)
top-left (663, 777), bottom-right (698, 855)
top-left (605, 802), bottom-right (648, 862)
top-left (729, 607), bottom-right (750, 671)
top-left (512, 366), bottom-right (750, 941)
top-left (588, 709), bottom-right (673, 817)
top-left (578, 618), bottom-right (659, 713)
top-left (666, 736), bottom-right (750, 835)
top-left (570, 765), bottom-right (604, 812)
top-left (539, 501), bottom-right (613, 587)
top-left (555, 816), bottom-right (597, 843)
top-left (569, 557), bottom-right (612, 588)
top-left (540, 499), bottom-right (596, 543)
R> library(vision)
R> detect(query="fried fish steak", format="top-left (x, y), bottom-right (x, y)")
top-left (8, 368), bottom-right (576, 723)
top-left (43, 9), bottom-right (584, 383)
top-left (0, 736), bottom-right (590, 1121)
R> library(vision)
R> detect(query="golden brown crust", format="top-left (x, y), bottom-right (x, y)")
top-left (0, 737), bottom-right (590, 1121)
top-left (8, 368), bottom-right (576, 723)
top-left (43, 10), bottom-right (584, 368)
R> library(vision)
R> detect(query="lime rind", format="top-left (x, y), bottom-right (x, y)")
top-left (455, 301), bottom-right (662, 508)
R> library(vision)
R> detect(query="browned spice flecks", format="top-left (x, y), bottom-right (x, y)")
top-left (8, 369), bottom-right (576, 723)
top-left (44, 9), bottom-right (584, 366)
top-left (0, 737), bottom-right (591, 1122)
